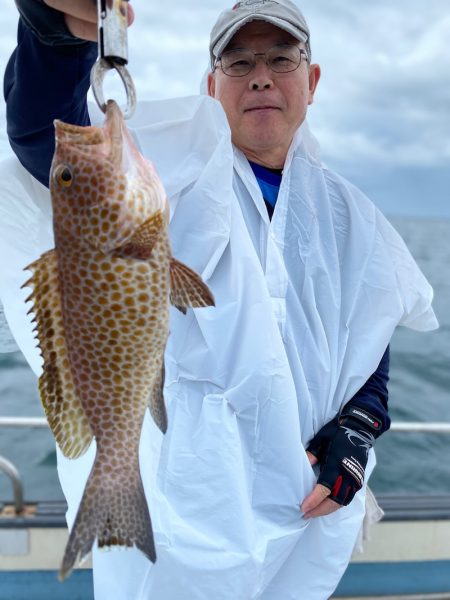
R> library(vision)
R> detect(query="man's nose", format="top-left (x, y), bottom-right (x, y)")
top-left (248, 60), bottom-right (274, 91)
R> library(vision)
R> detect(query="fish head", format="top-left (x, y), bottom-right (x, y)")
top-left (51, 100), bottom-right (167, 253)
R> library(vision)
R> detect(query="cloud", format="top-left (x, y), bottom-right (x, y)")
top-left (302, 0), bottom-right (450, 171)
top-left (0, 1), bottom-right (448, 216)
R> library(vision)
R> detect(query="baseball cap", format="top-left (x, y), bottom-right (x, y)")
top-left (210, 0), bottom-right (311, 70)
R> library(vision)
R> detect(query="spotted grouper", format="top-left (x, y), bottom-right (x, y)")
top-left (23, 100), bottom-right (215, 580)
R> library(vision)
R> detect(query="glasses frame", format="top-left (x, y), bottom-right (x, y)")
top-left (214, 44), bottom-right (309, 78)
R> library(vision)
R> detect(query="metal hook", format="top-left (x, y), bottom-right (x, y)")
top-left (91, 58), bottom-right (137, 120)
top-left (91, 0), bottom-right (136, 119)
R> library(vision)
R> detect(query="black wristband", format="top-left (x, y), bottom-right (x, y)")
top-left (15, 0), bottom-right (95, 47)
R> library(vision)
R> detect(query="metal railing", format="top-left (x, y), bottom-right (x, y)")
top-left (2, 417), bottom-right (450, 432)
top-left (0, 455), bottom-right (24, 513)
top-left (0, 416), bottom-right (49, 428)
top-left (1, 418), bottom-right (450, 516)
top-left (390, 422), bottom-right (450, 433)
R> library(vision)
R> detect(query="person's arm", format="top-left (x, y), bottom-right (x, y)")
top-left (301, 346), bottom-right (390, 518)
top-left (344, 345), bottom-right (390, 433)
top-left (3, 1), bottom-right (98, 187)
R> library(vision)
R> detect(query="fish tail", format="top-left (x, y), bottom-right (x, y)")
top-left (59, 453), bottom-right (156, 581)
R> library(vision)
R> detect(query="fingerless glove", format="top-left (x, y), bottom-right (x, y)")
top-left (306, 405), bottom-right (382, 506)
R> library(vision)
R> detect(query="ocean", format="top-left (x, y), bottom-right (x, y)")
top-left (0, 217), bottom-right (449, 502)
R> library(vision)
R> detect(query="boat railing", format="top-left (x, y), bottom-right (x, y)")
top-left (0, 455), bottom-right (23, 514)
top-left (1, 418), bottom-right (450, 516)
top-left (2, 417), bottom-right (450, 431)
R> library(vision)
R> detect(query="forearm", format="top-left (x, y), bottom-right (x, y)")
top-left (304, 346), bottom-right (390, 513)
top-left (344, 345), bottom-right (391, 434)
top-left (4, 17), bottom-right (97, 186)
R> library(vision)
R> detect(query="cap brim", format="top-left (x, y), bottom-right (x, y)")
top-left (212, 15), bottom-right (308, 64)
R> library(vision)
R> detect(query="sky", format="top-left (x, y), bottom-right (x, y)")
top-left (0, 0), bottom-right (449, 217)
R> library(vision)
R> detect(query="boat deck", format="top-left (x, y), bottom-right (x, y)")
top-left (1, 494), bottom-right (450, 599)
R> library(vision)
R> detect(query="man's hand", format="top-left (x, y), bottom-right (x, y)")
top-left (301, 455), bottom-right (341, 518)
top-left (300, 406), bottom-right (382, 518)
top-left (43, 0), bottom-right (134, 42)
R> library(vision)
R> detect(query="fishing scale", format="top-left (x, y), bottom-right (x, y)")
top-left (91, 0), bottom-right (137, 119)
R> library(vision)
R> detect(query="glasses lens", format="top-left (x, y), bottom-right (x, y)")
top-left (218, 45), bottom-right (303, 77)
top-left (267, 45), bottom-right (301, 73)
top-left (220, 49), bottom-right (254, 77)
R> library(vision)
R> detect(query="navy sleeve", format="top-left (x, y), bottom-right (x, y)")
top-left (3, 18), bottom-right (97, 187)
top-left (344, 345), bottom-right (391, 435)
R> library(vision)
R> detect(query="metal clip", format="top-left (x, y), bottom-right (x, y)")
top-left (91, 59), bottom-right (136, 120)
top-left (98, 0), bottom-right (129, 65)
top-left (91, 0), bottom-right (136, 119)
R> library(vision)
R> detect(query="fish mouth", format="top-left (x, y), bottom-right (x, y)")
top-left (104, 100), bottom-right (124, 167)
top-left (54, 121), bottom-right (104, 145)
top-left (54, 100), bottom-right (124, 167)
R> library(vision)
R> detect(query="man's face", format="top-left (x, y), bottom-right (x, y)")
top-left (208, 21), bottom-right (320, 168)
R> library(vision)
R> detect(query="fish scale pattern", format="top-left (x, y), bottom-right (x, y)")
top-left (32, 101), bottom-right (171, 579)
top-left (26, 100), bottom-right (214, 580)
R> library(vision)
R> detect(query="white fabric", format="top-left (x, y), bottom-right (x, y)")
top-left (352, 486), bottom-right (385, 555)
top-left (0, 94), bottom-right (438, 600)
top-left (0, 299), bottom-right (19, 352)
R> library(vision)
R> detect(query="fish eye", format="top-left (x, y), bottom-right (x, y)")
top-left (54, 164), bottom-right (74, 187)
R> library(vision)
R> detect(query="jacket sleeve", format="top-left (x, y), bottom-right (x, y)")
top-left (344, 345), bottom-right (391, 434)
top-left (3, 15), bottom-right (97, 187)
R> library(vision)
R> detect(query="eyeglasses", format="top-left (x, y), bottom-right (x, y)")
top-left (215, 44), bottom-right (308, 77)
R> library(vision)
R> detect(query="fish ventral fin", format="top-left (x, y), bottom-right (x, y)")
top-left (148, 361), bottom-right (168, 434)
top-left (113, 211), bottom-right (164, 260)
top-left (23, 249), bottom-right (93, 459)
top-left (169, 258), bottom-right (215, 315)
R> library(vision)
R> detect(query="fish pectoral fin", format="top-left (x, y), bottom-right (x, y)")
top-left (148, 361), bottom-right (168, 434)
top-left (113, 211), bottom-right (164, 260)
top-left (24, 249), bottom-right (93, 459)
top-left (169, 258), bottom-right (215, 313)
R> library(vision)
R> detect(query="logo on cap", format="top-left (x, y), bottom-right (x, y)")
top-left (232, 0), bottom-right (276, 10)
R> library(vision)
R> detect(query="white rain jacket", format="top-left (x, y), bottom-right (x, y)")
top-left (0, 94), bottom-right (438, 600)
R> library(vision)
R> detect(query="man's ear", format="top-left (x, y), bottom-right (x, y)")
top-left (207, 72), bottom-right (216, 98)
top-left (308, 64), bottom-right (321, 105)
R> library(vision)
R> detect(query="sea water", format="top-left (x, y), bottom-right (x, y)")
top-left (0, 217), bottom-right (449, 502)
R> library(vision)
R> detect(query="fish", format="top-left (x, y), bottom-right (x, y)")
top-left (23, 100), bottom-right (215, 580)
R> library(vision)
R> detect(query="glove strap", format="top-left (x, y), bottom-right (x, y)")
top-left (339, 405), bottom-right (382, 437)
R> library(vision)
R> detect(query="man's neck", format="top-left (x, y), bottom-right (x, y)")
top-left (236, 145), bottom-right (288, 171)
top-left (248, 161), bottom-right (283, 176)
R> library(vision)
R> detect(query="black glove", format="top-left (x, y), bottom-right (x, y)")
top-left (306, 405), bottom-right (382, 506)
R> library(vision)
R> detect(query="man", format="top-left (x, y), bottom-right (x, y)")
top-left (207, 4), bottom-right (388, 519)
top-left (1, 1), bottom-right (437, 598)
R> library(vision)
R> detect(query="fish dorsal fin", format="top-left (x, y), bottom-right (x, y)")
top-left (169, 258), bottom-right (215, 314)
top-left (114, 211), bottom-right (164, 260)
top-left (24, 249), bottom-right (93, 459)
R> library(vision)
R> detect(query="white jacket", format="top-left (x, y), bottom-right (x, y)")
top-left (0, 95), bottom-right (437, 599)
